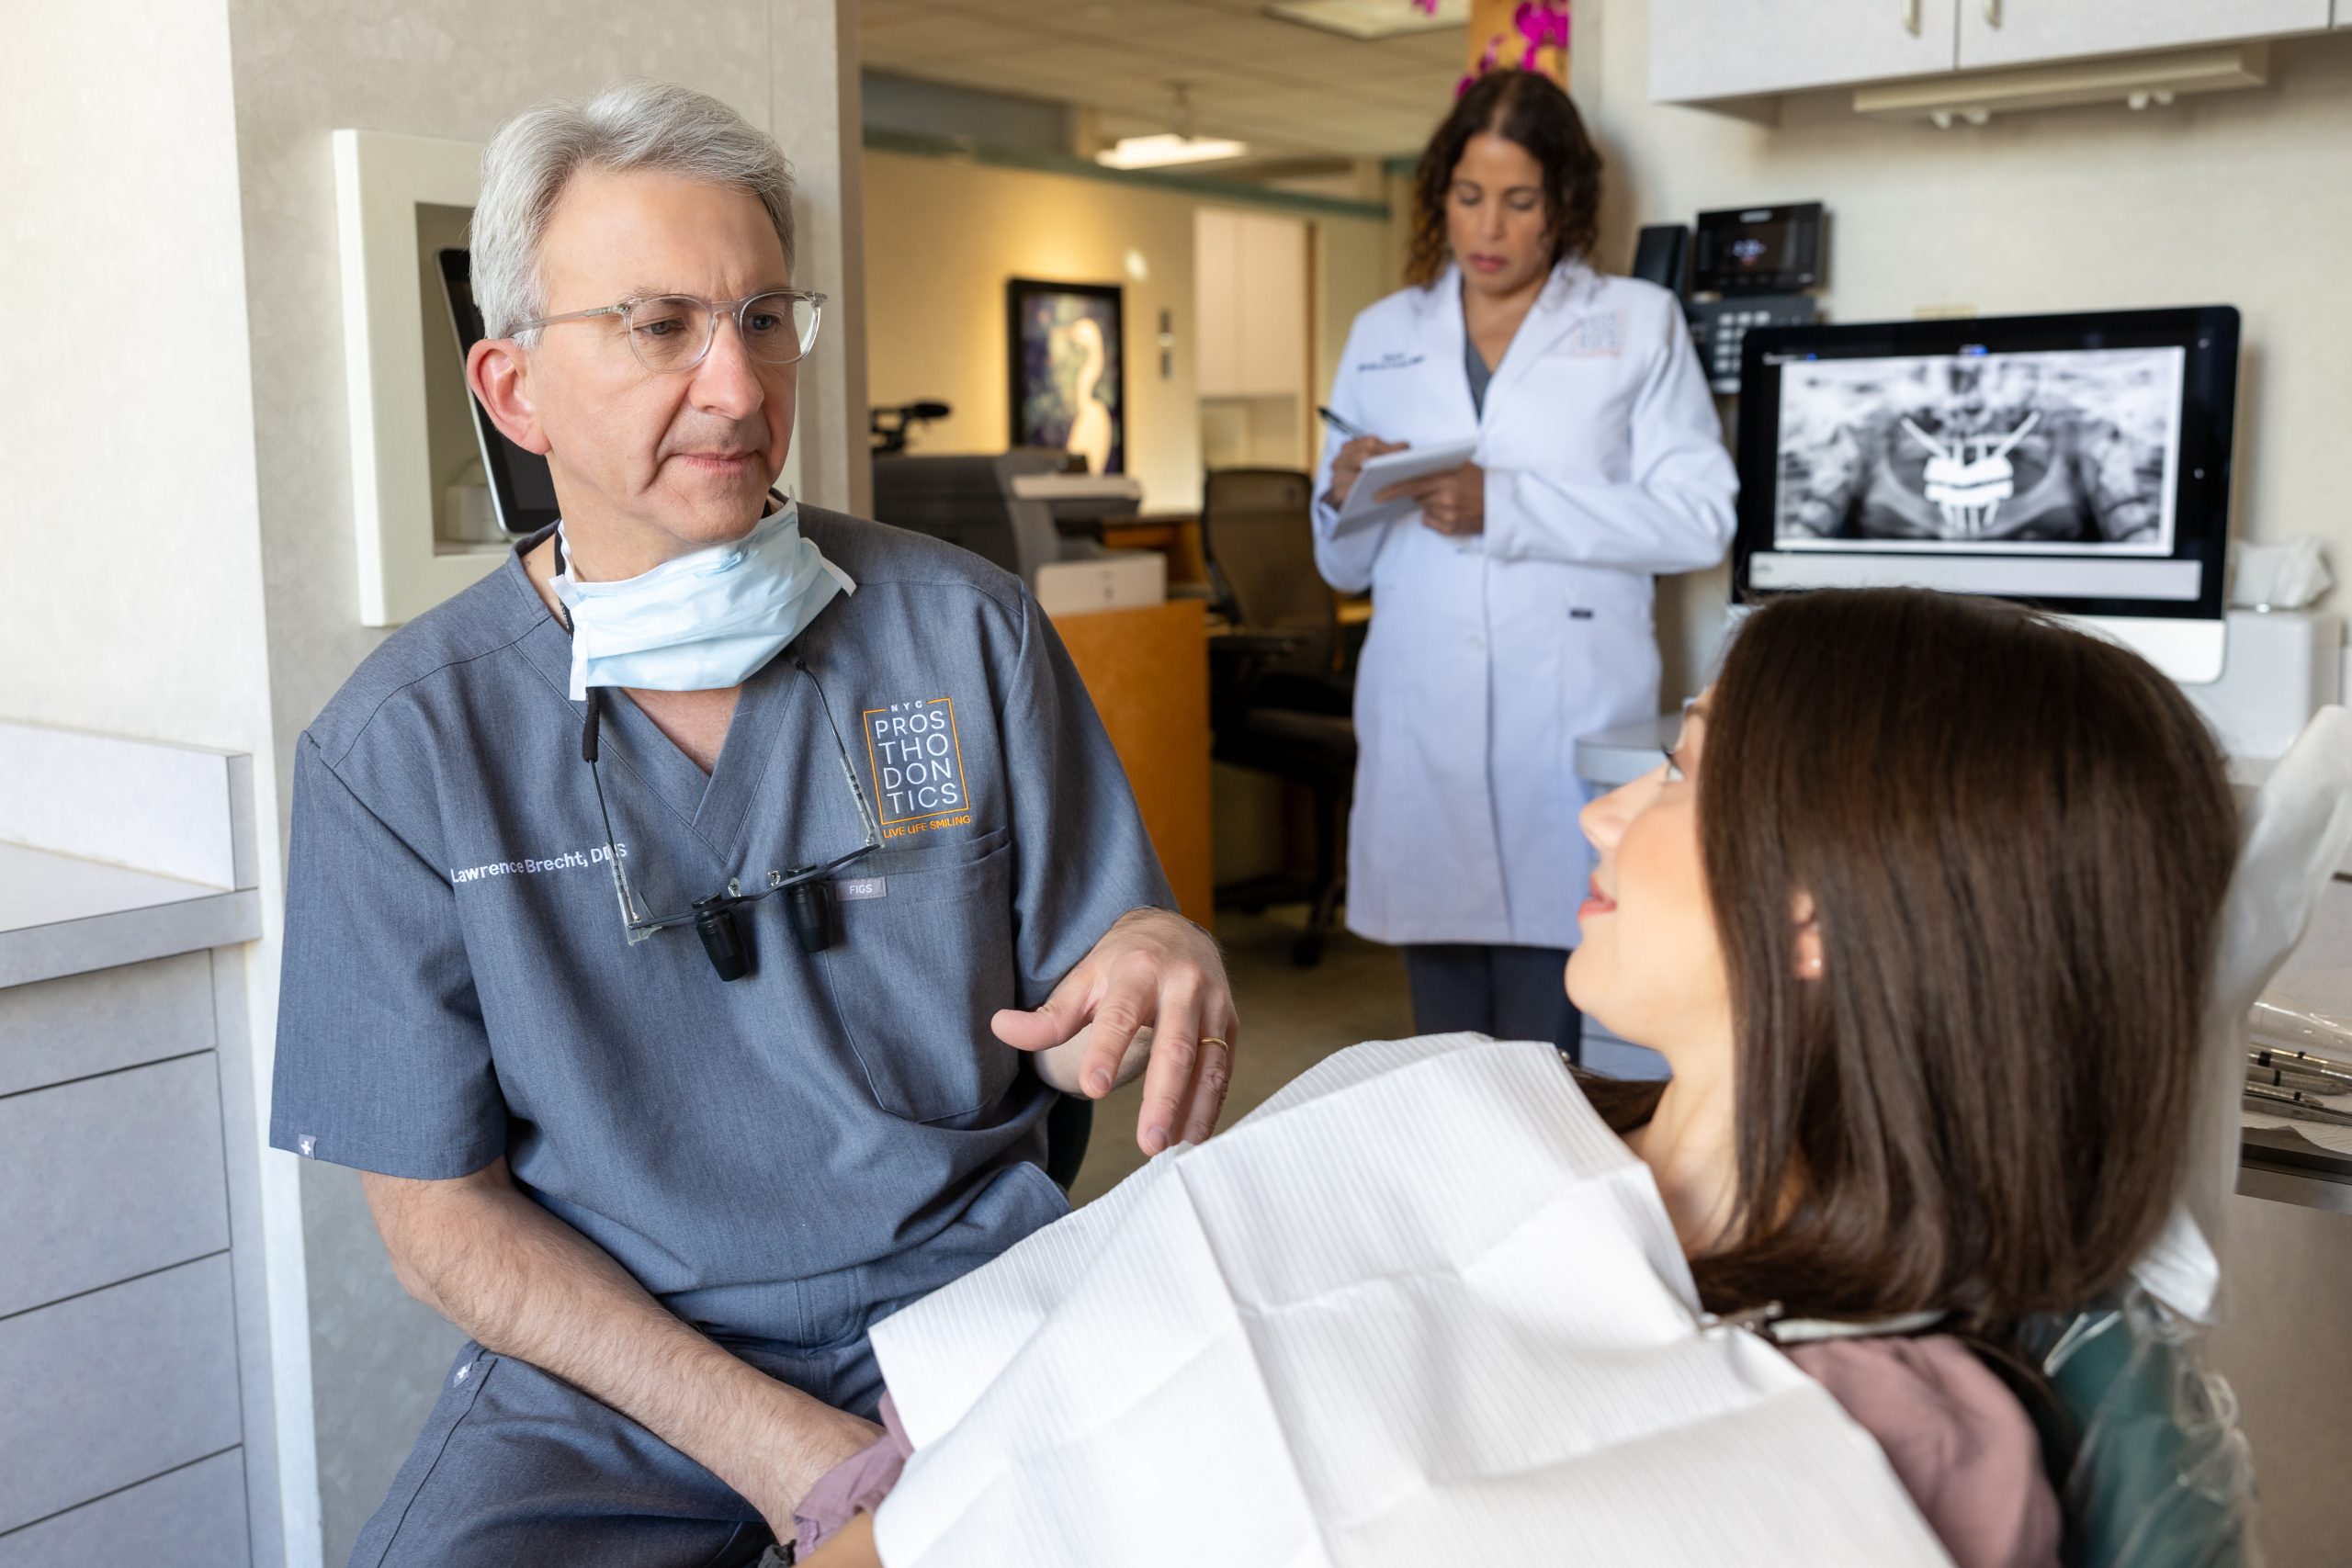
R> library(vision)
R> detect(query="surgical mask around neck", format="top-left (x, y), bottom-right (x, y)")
top-left (552, 501), bottom-right (855, 700)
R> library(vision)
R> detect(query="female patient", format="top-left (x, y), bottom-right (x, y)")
top-left (805, 587), bottom-right (2238, 1566)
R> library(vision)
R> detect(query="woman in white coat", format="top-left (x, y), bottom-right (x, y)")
top-left (1315, 70), bottom-right (1736, 1057)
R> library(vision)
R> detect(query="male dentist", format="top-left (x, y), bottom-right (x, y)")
top-left (271, 79), bottom-right (1236, 1567)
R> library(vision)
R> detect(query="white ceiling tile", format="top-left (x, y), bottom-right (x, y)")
top-left (860, 12), bottom-right (1041, 62)
top-left (858, 0), bottom-right (1487, 156)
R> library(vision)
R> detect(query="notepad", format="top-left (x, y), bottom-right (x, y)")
top-left (867, 1034), bottom-right (1950, 1567)
top-left (1330, 439), bottom-right (1479, 533)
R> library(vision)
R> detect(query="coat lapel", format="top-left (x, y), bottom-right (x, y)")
top-left (1412, 266), bottom-right (1481, 435)
top-left (1478, 260), bottom-right (1606, 423)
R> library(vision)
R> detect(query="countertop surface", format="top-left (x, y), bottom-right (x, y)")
top-left (0, 840), bottom-right (260, 989)
top-left (0, 841), bottom-right (222, 933)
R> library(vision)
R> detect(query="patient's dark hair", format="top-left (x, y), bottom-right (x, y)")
top-left (1598, 589), bottom-right (2236, 1338)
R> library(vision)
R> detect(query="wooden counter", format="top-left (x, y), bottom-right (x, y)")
top-left (1102, 515), bottom-right (1209, 590)
top-left (1049, 599), bottom-right (1214, 926)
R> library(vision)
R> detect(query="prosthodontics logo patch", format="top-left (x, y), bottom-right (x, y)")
top-left (864, 697), bottom-right (974, 838)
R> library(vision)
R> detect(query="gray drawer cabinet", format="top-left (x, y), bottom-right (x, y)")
top-left (0, 1256), bottom-right (244, 1532)
top-left (0, 949), bottom-right (215, 1097)
top-left (0, 955), bottom-right (251, 1560)
top-left (0, 1051), bottom-right (232, 1317)
top-left (0, 1451), bottom-right (250, 1568)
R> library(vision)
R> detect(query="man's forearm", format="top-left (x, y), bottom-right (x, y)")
top-left (368, 1164), bottom-right (876, 1521)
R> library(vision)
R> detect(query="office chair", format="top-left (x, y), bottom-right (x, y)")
top-left (1197, 468), bottom-right (1356, 968)
top-left (1044, 1091), bottom-right (1091, 1192)
top-left (2018, 1288), bottom-right (2254, 1568)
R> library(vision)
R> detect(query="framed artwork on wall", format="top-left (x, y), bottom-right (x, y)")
top-left (1006, 278), bottom-right (1125, 475)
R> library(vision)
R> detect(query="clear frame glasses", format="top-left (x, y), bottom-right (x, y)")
top-left (518, 289), bottom-right (826, 374)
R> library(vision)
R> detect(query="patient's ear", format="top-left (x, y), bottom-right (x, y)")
top-left (1791, 890), bottom-right (1825, 981)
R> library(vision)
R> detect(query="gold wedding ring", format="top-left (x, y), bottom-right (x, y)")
top-left (1200, 1035), bottom-right (1230, 1054)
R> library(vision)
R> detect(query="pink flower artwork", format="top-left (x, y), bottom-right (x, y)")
top-left (1514, 0), bottom-right (1570, 70)
top-left (1456, 33), bottom-right (1503, 97)
top-left (1454, 0), bottom-right (1572, 95)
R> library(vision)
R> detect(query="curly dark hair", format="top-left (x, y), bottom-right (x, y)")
top-left (1405, 70), bottom-right (1603, 289)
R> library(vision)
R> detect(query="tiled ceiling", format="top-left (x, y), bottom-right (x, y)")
top-left (858, 0), bottom-right (1467, 161)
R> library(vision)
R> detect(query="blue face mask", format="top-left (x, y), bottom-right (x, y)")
top-left (552, 500), bottom-right (854, 699)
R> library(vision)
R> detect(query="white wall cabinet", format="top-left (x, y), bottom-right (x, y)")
top-left (1195, 210), bottom-right (1242, 400)
top-left (1654, 0), bottom-right (2332, 103)
top-left (1651, 0), bottom-right (1959, 104)
top-left (1956, 0), bottom-right (2331, 70)
top-left (1193, 209), bottom-right (1307, 401)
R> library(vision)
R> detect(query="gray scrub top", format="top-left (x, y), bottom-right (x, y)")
top-left (1465, 332), bottom-right (1494, 418)
top-left (269, 508), bottom-right (1173, 1348)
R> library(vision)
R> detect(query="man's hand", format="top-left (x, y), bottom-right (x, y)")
top-left (736, 1395), bottom-right (883, 1544)
top-left (1378, 461), bottom-right (1486, 536)
top-left (990, 908), bottom-right (1238, 1156)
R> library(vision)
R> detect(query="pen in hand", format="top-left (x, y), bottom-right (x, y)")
top-left (1317, 405), bottom-right (1380, 444)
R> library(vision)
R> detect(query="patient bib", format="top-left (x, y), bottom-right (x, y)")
top-left (867, 1034), bottom-right (1954, 1567)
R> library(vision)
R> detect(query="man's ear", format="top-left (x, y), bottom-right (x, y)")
top-left (467, 337), bottom-right (553, 456)
top-left (1791, 889), bottom-right (1825, 981)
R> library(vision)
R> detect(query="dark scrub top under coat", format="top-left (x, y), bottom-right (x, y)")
top-left (1465, 329), bottom-right (1494, 417)
top-left (270, 508), bottom-right (1172, 1362)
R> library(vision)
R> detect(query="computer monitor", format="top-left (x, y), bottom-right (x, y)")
top-left (1732, 306), bottom-right (2240, 682)
top-left (436, 247), bottom-right (561, 537)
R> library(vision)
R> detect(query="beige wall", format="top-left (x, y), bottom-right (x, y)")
top-left (863, 149), bottom-right (1394, 513)
top-left (1569, 9), bottom-right (2352, 695)
top-left (0, 0), bottom-right (274, 758)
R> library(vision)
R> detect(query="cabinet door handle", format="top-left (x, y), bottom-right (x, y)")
top-left (1902, 0), bottom-right (1920, 34)
top-left (1984, 0), bottom-right (2002, 25)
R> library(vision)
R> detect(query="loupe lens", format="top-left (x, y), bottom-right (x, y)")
top-left (693, 897), bottom-right (752, 981)
top-left (786, 875), bottom-right (834, 954)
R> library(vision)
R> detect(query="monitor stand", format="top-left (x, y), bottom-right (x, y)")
top-left (2061, 615), bottom-right (2227, 685)
top-left (1575, 609), bottom-right (2339, 788)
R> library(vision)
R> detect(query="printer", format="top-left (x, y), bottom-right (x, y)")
top-left (871, 449), bottom-right (1142, 578)
top-left (871, 449), bottom-right (1161, 614)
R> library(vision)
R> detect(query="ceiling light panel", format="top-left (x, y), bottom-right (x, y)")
top-left (1095, 132), bottom-right (1253, 169)
top-left (1262, 0), bottom-right (1469, 41)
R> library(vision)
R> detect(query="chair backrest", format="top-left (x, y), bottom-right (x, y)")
top-left (1044, 1091), bottom-right (1092, 1192)
top-left (2022, 1289), bottom-right (2255, 1568)
top-left (1199, 468), bottom-right (1335, 672)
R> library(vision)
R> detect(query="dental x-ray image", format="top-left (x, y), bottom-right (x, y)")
top-left (1774, 347), bottom-right (2183, 552)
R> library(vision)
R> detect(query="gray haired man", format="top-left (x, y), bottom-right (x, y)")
top-left (271, 80), bottom-right (1237, 1566)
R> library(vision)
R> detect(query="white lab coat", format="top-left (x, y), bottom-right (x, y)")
top-left (1314, 261), bottom-right (1736, 950)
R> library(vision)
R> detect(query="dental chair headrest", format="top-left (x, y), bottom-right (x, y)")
top-left (2134, 705), bottom-right (2352, 1321)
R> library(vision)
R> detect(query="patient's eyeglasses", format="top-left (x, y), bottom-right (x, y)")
top-left (516, 289), bottom-right (826, 375)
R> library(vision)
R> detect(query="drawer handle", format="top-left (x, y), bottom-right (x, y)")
top-left (1902, 0), bottom-right (1920, 33)
top-left (1984, 0), bottom-right (2002, 25)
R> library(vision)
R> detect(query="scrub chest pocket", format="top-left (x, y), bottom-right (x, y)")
top-left (820, 826), bottom-right (1023, 1122)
